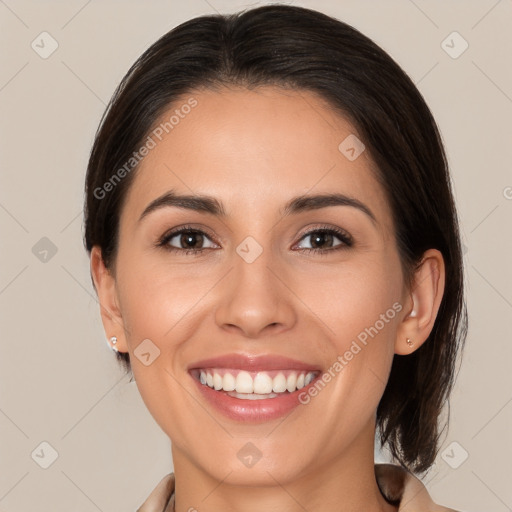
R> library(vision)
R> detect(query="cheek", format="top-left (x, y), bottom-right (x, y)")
top-left (293, 254), bottom-right (403, 411)
top-left (114, 254), bottom-right (221, 434)
top-left (116, 253), bottom-right (211, 343)
top-left (294, 252), bottom-right (403, 347)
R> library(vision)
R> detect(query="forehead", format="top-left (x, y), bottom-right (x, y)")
top-left (120, 86), bottom-right (393, 232)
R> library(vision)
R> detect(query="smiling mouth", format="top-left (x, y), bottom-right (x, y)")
top-left (190, 368), bottom-right (320, 399)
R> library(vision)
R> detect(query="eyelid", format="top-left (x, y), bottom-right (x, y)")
top-left (159, 224), bottom-right (219, 244)
top-left (157, 223), bottom-right (353, 252)
top-left (293, 223), bottom-right (353, 246)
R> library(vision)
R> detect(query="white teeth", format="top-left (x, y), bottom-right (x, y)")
top-left (272, 373), bottom-right (287, 393)
top-left (223, 372), bottom-right (236, 391)
top-left (198, 369), bottom-right (318, 395)
top-left (286, 373), bottom-right (297, 392)
top-left (227, 391), bottom-right (279, 400)
top-left (213, 372), bottom-right (223, 390)
top-left (254, 372), bottom-right (274, 394)
top-left (235, 371), bottom-right (254, 393)
top-left (305, 372), bottom-right (315, 386)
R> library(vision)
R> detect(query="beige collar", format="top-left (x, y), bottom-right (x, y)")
top-left (137, 463), bottom-right (459, 512)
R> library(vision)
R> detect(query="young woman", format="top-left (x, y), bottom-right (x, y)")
top-left (83, 5), bottom-right (467, 511)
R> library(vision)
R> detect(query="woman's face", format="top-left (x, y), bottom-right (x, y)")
top-left (108, 86), bottom-right (411, 484)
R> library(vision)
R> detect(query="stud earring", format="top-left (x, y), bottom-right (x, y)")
top-left (406, 338), bottom-right (413, 347)
top-left (110, 336), bottom-right (119, 352)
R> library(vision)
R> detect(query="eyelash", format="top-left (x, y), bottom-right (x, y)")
top-left (156, 224), bottom-right (353, 256)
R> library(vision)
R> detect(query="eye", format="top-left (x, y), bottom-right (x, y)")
top-left (157, 225), bottom-right (218, 255)
top-left (294, 226), bottom-right (353, 253)
top-left (156, 224), bottom-right (353, 256)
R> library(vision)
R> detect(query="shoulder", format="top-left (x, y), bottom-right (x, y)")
top-left (375, 463), bottom-right (461, 512)
top-left (136, 473), bottom-right (175, 512)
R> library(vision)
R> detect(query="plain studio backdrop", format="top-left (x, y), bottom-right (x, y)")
top-left (1, 1), bottom-right (511, 511)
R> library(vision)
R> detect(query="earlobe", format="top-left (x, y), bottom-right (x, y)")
top-left (90, 246), bottom-right (128, 353)
top-left (395, 249), bottom-right (445, 355)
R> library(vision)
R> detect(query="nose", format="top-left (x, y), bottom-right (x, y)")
top-left (214, 246), bottom-right (297, 338)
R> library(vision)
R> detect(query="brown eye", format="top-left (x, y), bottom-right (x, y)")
top-left (158, 227), bottom-right (218, 254)
top-left (295, 227), bottom-right (353, 253)
top-left (175, 231), bottom-right (206, 249)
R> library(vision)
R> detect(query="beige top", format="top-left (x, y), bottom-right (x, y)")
top-left (136, 463), bottom-right (459, 511)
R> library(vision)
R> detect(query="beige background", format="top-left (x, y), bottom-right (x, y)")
top-left (1, 1), bottom-right (511, 510)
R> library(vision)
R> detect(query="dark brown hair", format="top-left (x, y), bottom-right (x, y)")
top-left (83, 5), bottom-right (467, 474)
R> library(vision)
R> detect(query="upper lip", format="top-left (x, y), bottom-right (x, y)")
top-left (188, 353), bottom-right (322, 372)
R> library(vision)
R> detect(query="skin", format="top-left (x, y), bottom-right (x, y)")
top-left (91, 86), bottom-right (445, 512)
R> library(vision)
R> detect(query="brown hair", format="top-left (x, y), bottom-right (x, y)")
top-left (83, 5), bottom-right (467, 474)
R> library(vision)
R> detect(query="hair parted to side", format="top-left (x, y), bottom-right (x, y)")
top-left (83, 5), bottom-right (467, 475)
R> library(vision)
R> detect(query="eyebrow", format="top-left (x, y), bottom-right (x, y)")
top-left (138, 189), bottom-right (377, 225)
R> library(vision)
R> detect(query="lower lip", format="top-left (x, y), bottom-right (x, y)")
top-left (190, 373), bottom-right (316, 423)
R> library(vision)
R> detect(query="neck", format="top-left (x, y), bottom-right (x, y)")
top-left (171, 421), bottom-right (397, 512)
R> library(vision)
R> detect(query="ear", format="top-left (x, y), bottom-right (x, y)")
top-left (395, 249), bottom-right (446, 355)
top-left (90, 246), bottom-right (128, 353)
